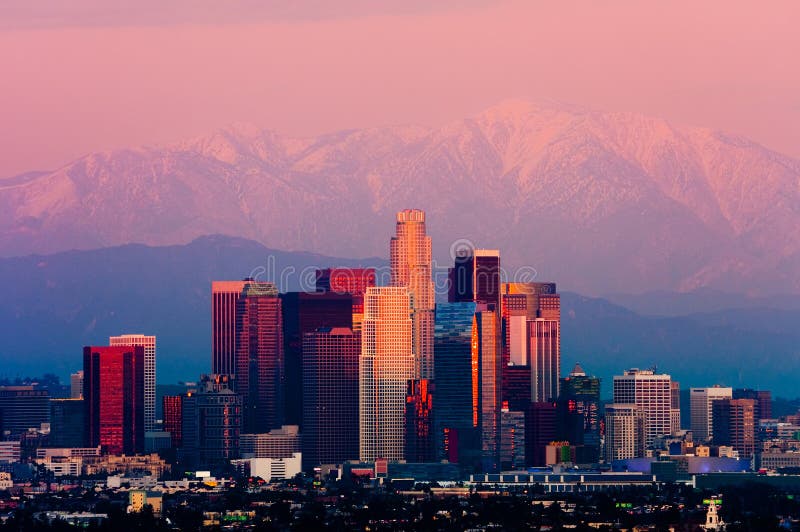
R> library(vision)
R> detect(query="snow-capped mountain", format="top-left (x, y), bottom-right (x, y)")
top-left (2, 100), bottom-right (798, 294)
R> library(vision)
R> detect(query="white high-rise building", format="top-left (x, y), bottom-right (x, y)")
top-left (690, 386), bottom-right (732, 442)
top-left (70, 370), bottom-right (84, 399)
top-left (359, 286), bottom-right (414, 461)
top-left (389, 209), bottom-right (434, 380)
top-left (604, 404), bottom-right (644, 462)
top-left (613, 369), bottom-right (673, 449)
top-left (528, 318), bottom-right (561, 402)
top-left (109, 334), bottom-right (156, 433)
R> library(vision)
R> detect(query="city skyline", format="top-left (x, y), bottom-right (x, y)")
top-left (5, 209), bottom-right (782, 471)
top-left (1, 2), bottom-right (798, 525)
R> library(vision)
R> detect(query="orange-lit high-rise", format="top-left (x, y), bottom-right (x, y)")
top-left (390, 209), bottom-right (435, 380)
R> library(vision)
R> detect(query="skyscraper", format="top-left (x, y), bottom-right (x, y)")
top-left (475, 308), bottom-right (502, 471)
top-left (181, 374), bottom-right (242, 471)
top-left (281, 291), bottom-right (353, 426)
top-left (501, 282), bottom-right (561, 402)
top-left (49, 398), bottom-right (85, 448)
top-left (502, 365), bottom-right (532, 412)
top-left (450, 250), bottom-right (502, 311)
top-left (389, 209), bottom-right (435, 380)
top-left (500, 407), bottom-right (526, 470)
top-left (528, 319), bottom-right (560, 402)
top-left (302, 327), bottom-right (360, 469)
top-left (212, 280), bottom-right (249, 376)
top-left (83, 345), bottom-right (145, 455)
top-left (0, 386), bottom-right (49, 436)
top-left (733, 389), bottom-right (772, 421)
top-left (109, 334), bottom-right (156, 433)
top-left (557, 363), bottom-right (601, 458)
top-left (670, 381), bottom-right (682, 433)
top-left (712, 398), bottom-right (756, 459)
top-left (690, 386), bottom-right (732, 443)
top-left (359, 286), bottom-right (414, 461)
top-left (162, 395), bottom-right (183, 449)
top-left (236, 282), bottom-right (284, 433)
top-left (525, 401), bottom-right (558, 467)
top-left (604, 404), bottom-right (644, 462)
top-left (613, 369), bottom-right (673, 449)
top-left (315, 268), bottom-right (376, 333)
top-left (405, 379), bottom-right (435, 463)
top-left (433, 302), bottom-right (479, 465)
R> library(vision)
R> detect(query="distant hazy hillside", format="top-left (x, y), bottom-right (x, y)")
top-left (0, 236), bottom-right (798, 396)
top-left (2, 101), bottom-right (799, 295)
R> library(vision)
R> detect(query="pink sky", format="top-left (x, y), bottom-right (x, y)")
top-left (0, 0), bottom-right (798, 178)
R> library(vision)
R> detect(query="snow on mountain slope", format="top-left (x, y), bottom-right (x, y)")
top-left (1, 100), bottom-right (798, 294)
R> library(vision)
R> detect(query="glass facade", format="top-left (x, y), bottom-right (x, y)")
top-left (181, 374), bottom-right (242, 471)
top-left (281, 292), bottom-right (353, 427)
top-left (163, 394), bottom-right (183, 448)
top-left (316, 268), bottom-right (376, 332)
top-left (211, 280), bottom-right (248, 376)
top-left (302, 327), bottom-right (360, 469)
top-left (83, 345), bottom-right (145, 455)
top-left (0, 386), bottom-right (49, 436)
top-left (557, 365), bottom-right (601, 460)
top-left (235, 282), bottom-right (284, 434)
top-left (49, 398), bottom-right (85, 448)
top-left (433, 302), bottom-right (478, 464)
top-left (405, 379), bottom-right (435, 463)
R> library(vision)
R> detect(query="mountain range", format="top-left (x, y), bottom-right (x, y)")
top-left (1, 235), bottom-right (798, 397)
top-left (1, 100), bottom-right (798, 295)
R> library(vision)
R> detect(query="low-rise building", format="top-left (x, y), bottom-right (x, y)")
top-left (128, 489), bottom-right (163, 516)
top-left (760, 451), bottom-right (800, 470)
top-left (83, 453), bottom-right (169, 477)
top-left (233, 452), bottom-right (302, 482)
top-left (240, 426), bottom-right (300, 459)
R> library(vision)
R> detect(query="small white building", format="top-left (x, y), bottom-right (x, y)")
top-left (237, 453), bottom-right (302, 482)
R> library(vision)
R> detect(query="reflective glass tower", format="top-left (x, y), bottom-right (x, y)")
top-left (212, 280), bottom-right (249, 376)
top-left (109, 334), bottom-right (156, 433)
top-left (433, 302), bottom-right (479, 464)
top-left (557, 363), bottom-right (601, 460)
top-left (281, 292), bottom-right (352, 427)
top-left (302, 327), bottom-right (360, 469)
top-left (235, 281), bottom-right (284, 433)
top-left (83, 345), bottom-right (145, 455)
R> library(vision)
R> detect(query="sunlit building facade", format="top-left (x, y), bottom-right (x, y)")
top-left (389, 209), bottom-right (435, 380)
top-left (359, 286), bottom-right (414, 461)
